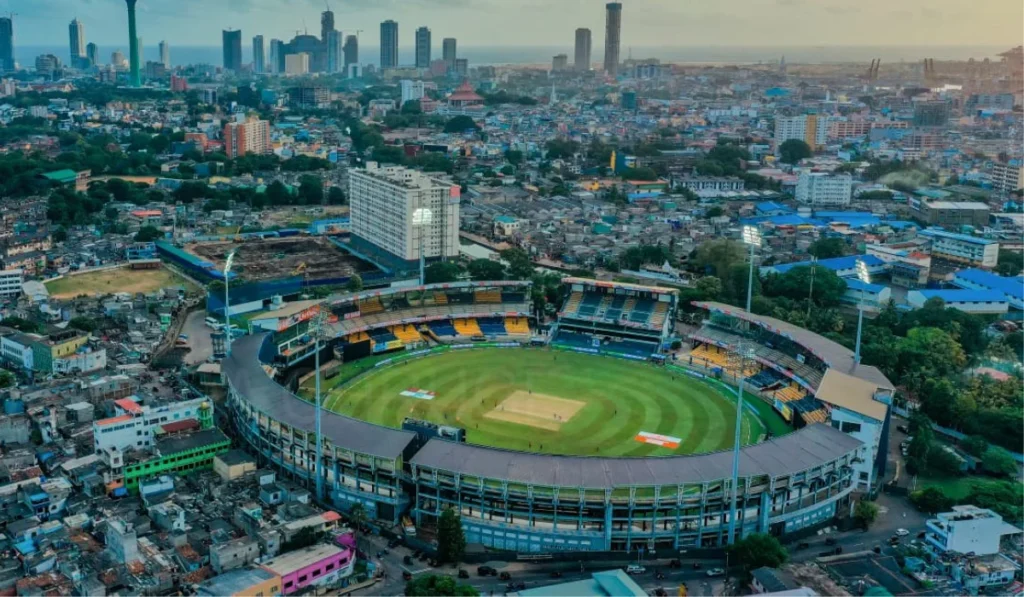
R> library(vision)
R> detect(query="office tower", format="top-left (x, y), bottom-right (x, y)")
top-left (86, 42), bottom-right (98, 67)
top-left (343, 35), bottom-right (358, 68)
top-left (252, 35), bottom-right (265, 73)
top-left (348, 162), bottom-right (461, 264)
top-left (224, 117), bottom-right (271, 159)
top-left (0, 17), bottom-right (12, 72)
top-left (552, 54), bottom-right (568, 71)
top-left (222, 29), bottom-right (242, 72)
top-left (574, 28), bottom-right (592, 71)
top-left (269, 39), bottom-right (284, 74)
top-left (455, 58), bottom-right (468, 77)
top-left (400, 79), bottom-right (425, 105)
top-left (35, 54), bottom-right (61, 79)
top-left (112, 50), bottom-right (127, 69)
top-left (159, 40), bottom-right (169, 68)
top-left (380, 20), bottom-right (398, 69)
top-left (285, 53), bottom-right (310, 75)
top-left (289, 85), bottom-right (329, 109)
top-left (326, 30), bottom-right (344, 73)
top-left (125, 0), bottom-right (142, 85)
top-left (321, 10), bottom-right (335, 46)
top-left (442, 37), bottom-right (457, 70)
top-left (69, 19), bottom-right (85, 67)
top-left (414, 27), bottom-right (431, 69)
top-left (603, 2), bottom-right (622, 75)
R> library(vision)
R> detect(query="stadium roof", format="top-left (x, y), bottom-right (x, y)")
top-left (411, 423), bottom-right (861, 489)
top-left (768, 254), bottom-right (886, 275)
top-left (816, 369), bottom-right (888, 422)
top-left (952, 268), bottom-right (1024, 302)
top-left (694, 301), bottom-right (894, 390)
top-left (561, 277), bottom-right (679, 296)
top-left (223, 334), bottom-right (415, 461)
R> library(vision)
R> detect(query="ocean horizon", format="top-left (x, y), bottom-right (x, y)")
top-left (16, 44), bottom-right (1011, 70)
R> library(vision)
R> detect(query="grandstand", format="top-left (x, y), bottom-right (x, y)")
top-left (504, 317), bottom-right (530, 335)
top-left (553, 277), bottom-right (678, 360)
top-left (454, 318), bottom-right (483, 337)
top-left (391, 324), bottom-right (423, 344)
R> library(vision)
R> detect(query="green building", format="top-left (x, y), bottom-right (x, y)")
top-left (124, 428), bottom-right (231, 492)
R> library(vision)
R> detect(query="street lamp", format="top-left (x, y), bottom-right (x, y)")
top-left (310, 308), bottom-right (331, 502)
top-left (727, 344), bottom-right (755, 545)
top-left (854, 259), bottom-right (870, 365)
top-left (413, 207), bottom-right (433, 285)
top-left (223, 250), bottom-right (237, 357)
top-left (741, 225), bottom-right (762, 313)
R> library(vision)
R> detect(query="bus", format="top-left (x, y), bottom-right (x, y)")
top-left (205, 317), bottom-right (223, 330)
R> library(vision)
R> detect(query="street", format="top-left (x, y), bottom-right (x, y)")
top-left (182, 310), bottom-right (215, 365)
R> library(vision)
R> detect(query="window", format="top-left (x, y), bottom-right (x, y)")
top-left (284, 581), bottom-right (293, 589)
top-left (840, 421), bottom-right (862, 434)
top-left (298, 574), bottom-right (308, 583)
top-left (326, 563), bottom-right (335, 571)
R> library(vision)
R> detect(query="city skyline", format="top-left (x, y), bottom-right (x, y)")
top-left (4, 0), bottom-right (1021, 51)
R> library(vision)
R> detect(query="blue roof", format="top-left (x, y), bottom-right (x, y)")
top-left (772, 254), bottom-right (885, 274)
top-left (915, 289), bottom-right (1008, 303)
top-left (815, 211), bottom-right (875, 220)
top-left (756, 201), bottom-right (793, 214)
top-left (494, 215), bottom-right (517, 223)
top-left (741, 215), bottom-right (825, 227)
top-left (846, 279), bottom-right (887, 293)
top-left (952, 268), bottom-right (1024, 301)
top-left (919, 228), bottom-right (997, 246)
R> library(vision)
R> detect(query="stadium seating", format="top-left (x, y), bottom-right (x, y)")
top-left (433, 292), bottom-right (449, 305)
top-left (563, 292), bottom-right (583, 315)
top-left (552, 329), bottom-right (596, 349)
top-left (801, 409), bottom-right (829, 424)
top-left (629, 298), bottom-right (655, 324)
top-left (359, 297), bottom-right (384, 315)
top-left (390, 325), bottom-right (423, 344)
top-left (604, 338), bottom-right (657, 358)
top-left (605, 295), bottom-right (627, 321)
top-left (346, 331), bottom-right (370, 344)
top-left (367, 328), bottom-right (398, 343)
top-left (477, 317), bottom-right (507, 335)
top-left (427, 320), bottom-right (457, 337)
top-left (577, 293), bottom-right (603, 317)
top-left (454, 318), bottom-right (483, 336)
top-left (774, 384), bottom-right (805, 403)
top-left (649, 302), bottom-right (669, 327)
top-left (447, 292), bottom-right (474, 305)
top-left (504, 317), bottom-right (530, 335)
top-left (745, 369), bottom-right (783, 390)
top-left (475, 289), bottom-right (502, 304)
top-left (501, 291), bottom-right (526, 303)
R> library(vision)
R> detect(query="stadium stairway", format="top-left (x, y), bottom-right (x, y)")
top-left (650, 302), bottom-right (668, 327)
top-left (563, 292), bottom-right (583, 315)
top-left (391, 324), bottom-right (423, 344)
top-left (454, 318), bottom-right (483, 336)
top-left (359, 297), bottom-right (384, 315)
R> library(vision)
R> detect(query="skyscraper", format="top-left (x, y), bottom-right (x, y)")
top-left (442, 38), bottom-right (457, 71)
top-left (415, 27), bottom-right (431, 69)
top-left (574, 28), bottom-right (592, 72)
top-left (321, 10), bottom-right (335, 47)
top-left (86, 42), bottom-right (99, 67)
top-left (380, 20), bottom-right (398, 69)
top-left (159, 40), bottom-right (169, 68)
top-left (343, 35), bottom-right (358, 69)
top-left (603, 2), bottom-right (622, 75)
top-left (125, 0), bottom-right (142, 86)
top-left (68, 19), bottom-right (85, 67)
top-left (326, 30), bottom-right (344, 73)
top-left (223, 29), bottom-right (242, 72)
top-left (552, 54), bottom-right (568, 71)
top-left (252, 35), bottom-right (265, 74)
top-left (0, 17), bottom-right (12, 72)
top-left (269, 39), bottom-right (285, 74)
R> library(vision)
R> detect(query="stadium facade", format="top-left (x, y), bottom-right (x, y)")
top-left (222, 279), bottom-right (887, 554)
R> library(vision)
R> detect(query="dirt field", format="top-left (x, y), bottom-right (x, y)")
top-left (484, 391), bottom-right (586, 431)
top-left (187, 236), bottom-right (376, 282)
top-left (45, 267), bottom-right (195, 299)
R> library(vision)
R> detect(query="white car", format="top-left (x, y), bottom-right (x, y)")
top-left (706, 568), bottom-right (726, 577)
top-left (895, 528), bottom-right (910, 537)
top-left (625, 565), bottom-right (646, 575)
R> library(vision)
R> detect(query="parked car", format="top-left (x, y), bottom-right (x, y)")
top-left (477, 566), bottom-right (497, 577)
top-left (550, 571), bottom-right (563, 578)
top-left (895, 528), bottom-right (910, 537)
top-left (706, 568), bottom-right (725, 577)
top-left (797, 542), bottom-right (810, 550)
top-left (626, 565), bottom-right (646, 575)
top-left (458, 569), bottom-right (469, 579)
top-left (692, 562), bottom-right (703, 569)
top-left (897, 425), bottom-right (909, 433)
top-left (499, 571), bottom-right (511, 581)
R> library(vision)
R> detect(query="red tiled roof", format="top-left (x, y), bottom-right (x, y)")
top-left (96, 414), bottom-right (132, 427)
top-left (114, 398), bottom-right (142, 414)
top-left (160, 419), bottom-right (199, 434)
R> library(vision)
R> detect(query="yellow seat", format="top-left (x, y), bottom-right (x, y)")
top-left (454, 318), bottom-right (482, 336)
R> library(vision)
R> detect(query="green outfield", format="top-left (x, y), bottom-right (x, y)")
top-left (318, 348), bottom-right (789, 457)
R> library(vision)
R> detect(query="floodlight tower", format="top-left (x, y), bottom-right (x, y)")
top-left (726, 343), bottom-right (755, 545)
top-left (310, 308), bottom-right (332, 502)
top-left (854, 259), bottom-right (871, 365)
top-left (741, 225), bottom-right (762, 313)
top-left (223, 250), bottom-right (237, 356)
top-left (125, 0), bottom-right (142, 87)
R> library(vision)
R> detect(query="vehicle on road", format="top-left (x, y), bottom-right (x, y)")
top-left (895, 528), bottom-right (910, 537)
top-left (706, 568), bottom-right (725, 577)
top-left (668, 559), bottom-right (682, 568)
top-left (499, 571), bottom-right (511, 581)
top-left (626, 565), bottom-right (646, 575)
top-left (897, 425), bottom-right (909, 433)
top-left (889, 535), bottom-right (901, 545)
top-left (692, 562), bottom-right (703, 569)
top-left (402, 571), bottom-right (413, 581)
top-left (477, 566), bottom-right (497, 577)
top-left (457, 569), bottom-right (469, 579)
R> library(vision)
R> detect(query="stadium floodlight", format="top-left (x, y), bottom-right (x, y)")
top-left (223, 249), bottom-right (237, 357)
top-left (854, 259), bottom-right (869, 365)
top-left (741, 226), bottom-right (761, 313)
top-left (310, 308), bottom-right (332, 503)
top-left (413, 208), bottom-right (434, 285)
top-left (727, 344), bottom-right (756, 545)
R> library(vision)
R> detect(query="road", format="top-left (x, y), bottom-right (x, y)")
top-left (182, 310), bottom-right (214, 365)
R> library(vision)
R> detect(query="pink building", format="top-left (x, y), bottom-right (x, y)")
top-left (261, 543), bottom-right (355, 595)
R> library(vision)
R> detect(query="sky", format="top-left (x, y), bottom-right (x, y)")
top-left (6, 0), bottom-right (1023, 49)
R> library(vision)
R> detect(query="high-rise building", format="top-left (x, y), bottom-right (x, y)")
top-left (269, 39), bottom-right (285, 74)
top-left (111, 50), bottom-right (127, 70)
top-left (252, 35), bottom-right (265, 74)
top-left (348, 162), bottom-right (461, 265)
top-left (0, 17), bottom-right (12, 72)
top-left (455, 58), bottom-right (468, 78)
top-left (574, 28), bottom-right (592, 72)
top-left (222, 29), bottom-right (242, 72)
top-left (35, 54), bottom-right (61, 79)
top-left (68, 19), bottom-right (85, 67)
top-left (795, 171), bottom-right (852, 207)
top-left (326, 30), bottom-right (344, 73)
top-left (125, 0), bottom-right (142, 86)
top-left (137, 36), bottom-right (144, 63)
top-left (285, 53), bottom-right (310, 75)
top-left (442, 38), bottom-right (457, 71)
top-left (774, 114), bottom-right (828, 151)
top-left (603, 2), bottom-right (622, 75)
top-left (224, 117), bottom-right (271, 159)
top-left (86, 42), bottom-right (99, 67)
top-left (415, 27), bottom-right (431, 69)
top-left (400, 79), bottom-right (425, 106)
top-left (552, 54), bottom-right (568, 71)
top-left (321, 10), bottom-right (335, 48)
top-left (343, 35), bottom-right (358, 68)
top-left (380, 20), bottom-right (398, 69)
top-left (159, 40), bottom-right (169, 68)
top-left (288, 85), bottom-right (330, 109)
top-left (170, 74), bottom-right (187, 92)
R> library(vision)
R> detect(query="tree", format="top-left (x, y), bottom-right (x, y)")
top-left (995, 249), bottom-right (1022, 277)
top-left (927, 445), bottom-right (964, 475)
top-left (808, 238), bottom-right (848, 259)
top-left (854, 500), bottom-right (880, 530)
top-left (401, 99), bottom-right (422, 114)
top-left (265, 180), bottom-right (291, 205)
top-left (762, 266), bottom-right (847, 308)
top-left (692, 239), bottom-right (744, 278)
top-left (620, 166), bottom-right (658, 181)
top-left (981, 448), bottom-right (1018, 478)
top-left (373, 145), bottom-right (406, 165)
top-left (1, 317), bottom-right (42, 334)
top-left (327, 186), bottom-right (346, 205)
top-left (345, 274), bottom-right (363, 293)
top-left (909, 487), bottom-right (954, 514)
top-left (53, 227), bottom-right (68, 243)
top-left (297, 175), bottom-right (324, 205)
top-left (705, 206), bottom-right (725, 218)
top-left (962, 435), bottom-right (989, 458)
top-left (405, 575), bottom-right (479, 596)
top-left (727, 533), bottom-right (788, 583)
top-left (425, 262), bottom-right (461, 284)
top-left (500, 165), bottom-right (515, 176)
top-left (68, 317), bottom-right (97, 333)
top-left (778, 139), bottom-right (812, 164)
top-left (500, 248), bottom-right (534, 280)
top-left (134, 226), bottom-right (163, 242)
top-left (444, 115), bottom-right (479, 133)
top-left (695, 276), bottom-right (723, 299)
top-left (347, 503), bottom-right (367, 531)
top-left (544, 139), bottom-right (581, 160)
top-left (436, 508), bottom-right (466, 564)
top-left (0, 370), bottom-right (14, 389)
top-left (504, 149), bottom-right (523, 165)
top-left (467, 259), bottom-right (505, 281)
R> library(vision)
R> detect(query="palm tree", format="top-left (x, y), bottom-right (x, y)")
top-left (348, 503), bottom-right (367, 532)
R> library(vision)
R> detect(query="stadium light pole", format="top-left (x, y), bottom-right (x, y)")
top-left (854, 259), bottom-right (870, 365)
top-left (413, 207), bottom-right (434, 286)
top-left (741, 226), bottom-right (762, 313)
top-left (223, 250), bottom-right (237, 357)
top-left (727, 344), bottom-right (754, 545)
top-left (311, 308), bottom-right (331, 503)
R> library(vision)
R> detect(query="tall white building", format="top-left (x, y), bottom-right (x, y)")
top-left (400, 79), bottom-right (425, 106)
top-left (348, 162), bottom-right (460, 264)
top-left (795, 171), bottom-right (852, 206)
top-left (0, 268), bottom-right (22, 297)
top-left (774, 114), bottom-right (828, 151)
top-left (285, 52), bottom-right (310, 75)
